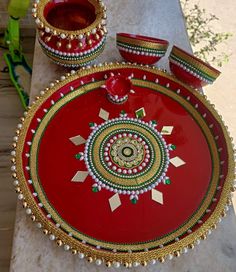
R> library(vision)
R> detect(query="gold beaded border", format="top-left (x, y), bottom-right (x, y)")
top-left (91, 123), bottom-right (162, 186)
top-left (25, 77), bottom-right (219, 250)
top-left (170, 46), bottom-right (221, 78)
top-left (28, 78), bottom-right (219, 250)
top-left (117, 34), bottom-right (169, 51)
top-left (12, 63), bottom-right (235, 266)
top-left (33, 0), bottom-right (107, 40)
top-left (41, 42), bottom-right (105, 66)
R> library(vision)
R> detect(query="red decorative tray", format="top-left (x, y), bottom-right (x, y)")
top-left (12, 63), bottom-right (235, 267)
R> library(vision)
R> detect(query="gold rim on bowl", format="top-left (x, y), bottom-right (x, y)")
top-left (33, 0), bottom-right (107, 42)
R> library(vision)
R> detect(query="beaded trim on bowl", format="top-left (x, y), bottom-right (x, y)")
top-left (107, 93), bottom-right (128, 104)
top-left (117, 35), bottom-right (168, 50)
top-left (41, 47), bottom-right (105, 67)
top-left (169, 46), bottom-right (220, 83)
top-left (33, 0), bottom-right (107, 46)
top-left (117, 45), bottom-right (165, 57)
top-left (39, 36), bottom-right (106, 58)
top-left (39, 37), bottom-right (106, 67)
top-left (169, 55), bottom-right (213, 84)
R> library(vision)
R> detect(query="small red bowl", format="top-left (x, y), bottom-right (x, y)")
top-left (117, 33), bottom-right (169, 65)
top-left (102, 75), bottom-right (132, 104)
top-left (169, 46), bottom-right (221, 89)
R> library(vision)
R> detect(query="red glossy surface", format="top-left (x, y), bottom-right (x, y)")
top-left (36, 86), bottom-right (211, 243)
top-left (39, 0), bottom-right (103, 56)
top-left (169, 46), bottom-right (220, 88)
top-left (117, 33), bottom-right (169, 45)
top-left (171, 46), bottom-right (221, 74)
top-left (105, 75), bottom-right (132, 97)
top-left (170, 62), bottom-right (207, 89)
top-left (170, 62), bottom-right (206, 88)
top-left (21, 67), bottom-right (228, 246)
top-left (117, 33), bottom-right (168, 65)
top-left (44, 0), bottom-right (96, 31)
top-left (42, 35), bottom-right (101, 53)
top-left (119, 50), bottom-right (161, 65)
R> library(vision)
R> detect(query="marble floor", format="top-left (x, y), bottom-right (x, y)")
top-left (0, 35), bottom-right (34, 272)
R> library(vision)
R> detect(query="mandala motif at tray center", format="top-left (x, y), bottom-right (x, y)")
top-left (110, 136), bottom-right (145, 168)
top-left (71, 110), bottom-right (183, 209)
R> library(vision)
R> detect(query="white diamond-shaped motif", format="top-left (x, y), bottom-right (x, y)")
top-left (99, 108), bottom-right (109, 121)
top-left (69, 135), bottom-right (86, 146)
top-left (71, 171), bottom-right (88, 182)
top-left (170, 157), bottom-right (186, 167)
top-left (109, 193), bottom-right (121, 212)
top-left (161, 126), bottom-right (174, 135)
top-left (152, 189), bottom-right (163, 204)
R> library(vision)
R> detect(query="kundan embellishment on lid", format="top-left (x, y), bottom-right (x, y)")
top-left (33, 0), bottom-right (107, 67)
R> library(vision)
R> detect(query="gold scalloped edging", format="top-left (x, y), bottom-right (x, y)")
top-left (33, 0), bottom-right (107, 45)
top-left (11, 63), bottom-right (235, 267)
top-left (117, 34), bottom-right (168, 51)
top-left (170, 46), bottom-right (220, 78)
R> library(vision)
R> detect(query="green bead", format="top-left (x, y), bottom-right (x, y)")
top-left (75, 153), bottom-right (81, 159)
top-left (165, 179), bottom-right (171, 185)
top-left (89, 122), bottom-right (95, 127)
top-left (135, 108), bottom-right (146, 119)
top-left (171, 144), bottom-right (176, 150)
top-left (151, 120), bottom-right (157, 125)
top-left (92, 187), bottom-right (99, 193)
top-left (121, 110), bottom-right (126, 115)
top-left (131, 198), bottom-right (138, 204)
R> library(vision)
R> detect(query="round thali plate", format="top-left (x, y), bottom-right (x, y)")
top-left (13, 63), bottom-right (235, 266)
